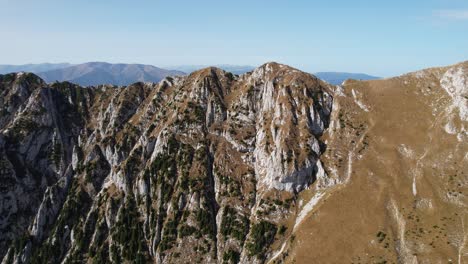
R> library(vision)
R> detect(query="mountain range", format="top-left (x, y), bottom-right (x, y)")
top-left (0, 62), bottom-right (380, 86)
top-left (314, 72), bottom-right (380, 85)
top-left (0, 61), bottom-right (466, 264)
top-left (165, 65), bottom-right (256, 75)
top-left (40, 62), bottom-right (184, 86)
top-left (0, 63), bottom-right (72, 75)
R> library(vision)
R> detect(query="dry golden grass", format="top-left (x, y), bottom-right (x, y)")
top-left (285, 64), bottom-right (467, 264)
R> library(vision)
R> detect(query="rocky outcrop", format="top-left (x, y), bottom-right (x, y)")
top-left (0, 63), bottom-right (334, 264)
top-left (440, 63), bottom-right (468, 121)
top-left (2, 60), bottom-right (467, 264)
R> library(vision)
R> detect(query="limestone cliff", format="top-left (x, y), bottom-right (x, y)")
top-left (0, 63), bottom-right (334, 264)
top-left (1, 61), bottom-right (466, 264)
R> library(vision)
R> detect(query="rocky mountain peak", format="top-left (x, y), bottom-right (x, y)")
top-left (249, 62), bottom-right (330, 94)
top-left (252, 62), bottom-right (299, 79)
top-left (0, 62), bottom-right (334, 264)
top-left (0, 72), bottom-right (45, 91)
top-left (2, 61), bottom-right (465, 264)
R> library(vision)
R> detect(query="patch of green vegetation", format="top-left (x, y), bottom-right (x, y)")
top-left (218, 173), bottom-right (241, 197)
top-left (84, 162), bottom-right (97, 183)
top-left (113, 195), bottom-right (148, 262)
top-left (224, 72), bottom-right (235, 81)
top-left (179, 225), bottom-right (197, 238)
top-left (0, 107), bottom-right (9, 117)
top-left (146, 124), bottom-right (156, 136)
top-left (125, 146), bottom-right (142, 178)
top-left (187, 101), bottom-right (205, 121)
top-left (197, 209), bottom-right (215, 236)
top-left (118, 123), bottom-right (141, 153)
top-left (1, 73), bottom-right (16, 83)
top-left (30, 181), bottom-right (92, 263)
top-left (159, 218), bottom-right (178, 251)
top-left (376, 231), bottom-right (387, 243)
top-left (278, 225), bottom-right (287, 235)
top-left (11, 232), bottom-right (32, 256)
top-left (223, 249), bottom-right (240, 264)
top-left (90, 241), bottom-right (109, 264)
top-left (247, 85), bottom-right (255, 97)
top-left (245, 221), bottom-right (277, 259)
top-left (88, 219), bottom-right (109, 257)
top-left (110, 244), bottom-right (121, 263)
top-left (51, 81), bottom-right (75, 90)
top-left (220, 206), bottom-right (249, 243)
top-left (8, 117), bottom-right (41, 142)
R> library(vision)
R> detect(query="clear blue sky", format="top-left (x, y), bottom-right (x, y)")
top-left (1, 0), bottom-right (467, 76)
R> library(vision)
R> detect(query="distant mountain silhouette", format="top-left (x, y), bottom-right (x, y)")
top-left (168, 66), bottom-right (381, 85)
top-left (0, 62), bottom-right (380, 86)
top-left (314, 72), bottom-right (380, 85)
top-left (167, 65), bottom-right (255, 75)
top-left (0, 63), bottom-right (71, 74)
top-left (36, 62), bottom-right (185, 86)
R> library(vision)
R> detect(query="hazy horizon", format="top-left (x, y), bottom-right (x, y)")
top-left (1, 0), bottom-right (468, 77)
top-left (0, 61), bottom-right (384, 77)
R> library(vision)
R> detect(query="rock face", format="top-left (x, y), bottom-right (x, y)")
top-left (2, 61), bottom-right (466, 264)
top-left (0, 63), bottom-right (335, 263)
